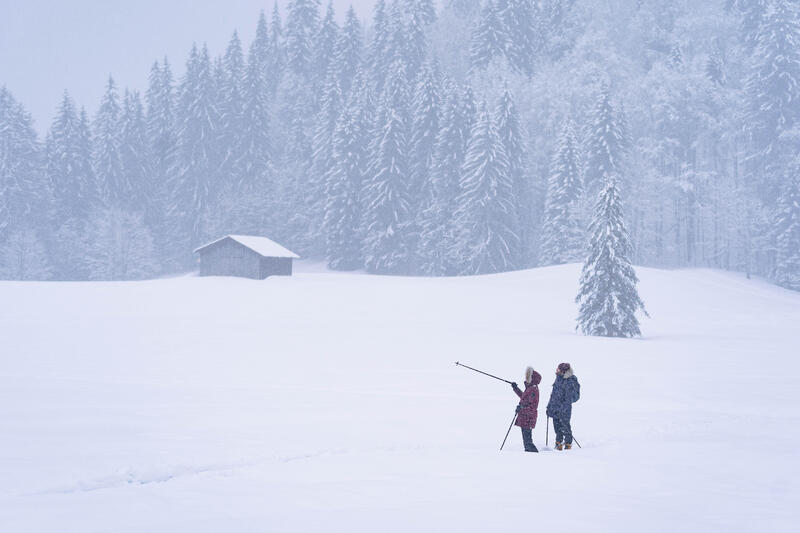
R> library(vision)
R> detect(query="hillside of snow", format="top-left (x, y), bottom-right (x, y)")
top-left (1, 264), bottom-right (799, 531)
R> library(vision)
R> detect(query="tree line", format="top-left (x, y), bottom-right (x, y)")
top-left (0, 0), bottom-right (798, 291)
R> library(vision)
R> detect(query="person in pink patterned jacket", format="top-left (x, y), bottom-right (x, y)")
top-left (511, 367), bottom-right (542, 452)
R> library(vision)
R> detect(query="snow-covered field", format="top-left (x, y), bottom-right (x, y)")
top-left (1, 264), bottom-right (799, 532)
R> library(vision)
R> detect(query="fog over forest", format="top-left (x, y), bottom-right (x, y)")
top-left (1, 0), bottom-right (798, 290)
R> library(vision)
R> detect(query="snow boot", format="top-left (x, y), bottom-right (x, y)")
top-left (564, 443), bottom-right (572, 450)
top-left (555, 442), bottom-right (563, 451)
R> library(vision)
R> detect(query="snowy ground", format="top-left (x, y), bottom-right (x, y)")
top-left (1, 264), bottom-right (799, 532)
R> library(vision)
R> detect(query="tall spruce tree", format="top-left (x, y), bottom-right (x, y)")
top-left (323, 85), bottom-right (368, 270)
top-left (417, 84), bottom-right (470, 275)
top-left (0, 87), bottom-right (44, 238)
top-left (267, 2), bottom-right (286, 95)
top-left (493, 85), bottom-right (526, 265)
top-left (361, 102), bottom-right (411, 274)
top-left (368, 0), bottom-right (391, 92)
top-left (584, 84), bottom-right (628, 198)
top-left (576, 177), bottom-right (647, 337)
top-left (46, 92), bottom-right (96, 223)
top-left (46, 97), bottom-right (96, 279)
top-left (539, 120), bottom-right (584, 266)
top-left (404, 0), bottom-right (433, 78)
top-left (334, 6), bottom-right (364, 96)
top-left (219, 31), bottom-right (246, 187)
top-left (453, 103), bottom-right (519, 274)
top-left (172, 44), bottom-right (219, 253)
top-left (119, 90), bottom-right (150, 211)
top-left (240, 34), bottom-right (272, 189)
top-left (312, 1), bottom-right (340, 91)
top-left (145, 58), bottom-right (177, 263)
top-left (308, 69), bottom-right (343, 255)
top-left (408, 61), bottom-right (441, 214)
top-left (93, 76), bottom-right (124, 206)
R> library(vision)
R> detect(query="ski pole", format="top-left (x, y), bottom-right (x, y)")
top-left (500, 411), bottom-right (518, 451)
top-left (546, 416), bottom-right (549, 447)
top-left (454, 361), bottom-right (513, 384)
top-left (572, 436), bottom-right (582, 449)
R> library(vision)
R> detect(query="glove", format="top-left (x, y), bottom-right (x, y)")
top-left (511, 382), bottom-right (518, 389)
top-left (515, 405), bottom-right (522, 413)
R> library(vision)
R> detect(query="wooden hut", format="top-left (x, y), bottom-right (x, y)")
top-left (194, 235), bottom-right (299, 279)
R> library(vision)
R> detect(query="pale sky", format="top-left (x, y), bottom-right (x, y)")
top-left (0, 0), bottom-right (377, 133)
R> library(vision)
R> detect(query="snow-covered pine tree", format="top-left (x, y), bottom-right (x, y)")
top-left (773, 174), bottom-right (800, 290)
top-left (93, 76), bottom-right (124, 206)
top-left (584, 84), bottom-right (628, 198)
top-left (469, 1), bottom-right (508, 72)
top-left (267, 2), bottom-right (286, 95)
top-left (404, 0), bottom-right (433, 79)
top-left (452, 102), bottom-right (519, 274)
top-left (417, 83), bottom-right (470, 275)
top-left (368, 0), bottom-right (391, 92)
top-left (46, 92), bottom-right (96, 224)
top-left (361, 99), bottom-right (411, 274)
top-left (0, 87), bottom-right (44, 239)
top-left (145, 60), bottom-right (177, 190)
top-left (44, 96), bottom-right (97, 279)
top-left (323, 84), bottom-right (368, 270)
top-left (312, 1), bottom-right (339, 92)
top-left (119, 90), bottom-right (150, 211)
top-left (408, 61), bottom-right (441, 216)
top-left (144, 59), bottom-right (178, 267)
top-left (218, 31), bottom-right (246, 188)
top-left (240, 34), bottom-right (272, 191)
top-left (308, 69), bottom-right (343, 255)
top-left (745, 0), bottom-right (800, 203)
top-left (253, 11), bottom-right (270, 68)
top-left (334, 6), bottom-right (363, 96)
top-left (171, 44), bottom-right (219, 254)
top-left (539, 120), bottom-right (584, 266)
top-left (286, 0), bottom-right (321, 78)
top-left (493, 85), bottom-right (526, 265)
top-left (576, 176), bottom-right (647, 337)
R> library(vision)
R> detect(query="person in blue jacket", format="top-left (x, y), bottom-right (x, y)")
top-left (546, 362), bottom-right (580, 450)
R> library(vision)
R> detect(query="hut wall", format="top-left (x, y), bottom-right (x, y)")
top-left (199, 239), bottom-right (262, 279)
top-left (260, 257), bottom-right (293, 278)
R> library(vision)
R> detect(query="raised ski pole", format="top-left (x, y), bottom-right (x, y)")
top-left (500, 411), bottom-right (518, 451)
top-left (454, 361), bottom-right (513, 384)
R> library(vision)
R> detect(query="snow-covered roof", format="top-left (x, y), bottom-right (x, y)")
top-left (194, 235), bottom-right (300, 259)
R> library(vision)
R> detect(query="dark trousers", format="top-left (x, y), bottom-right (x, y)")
top-left (521, 427), bottom-right (538, 452)
top-left (553, 415), bottom-right (573, 445)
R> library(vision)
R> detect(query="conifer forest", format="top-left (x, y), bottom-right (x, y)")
top-left (1, 0), bottom-right (799, 291)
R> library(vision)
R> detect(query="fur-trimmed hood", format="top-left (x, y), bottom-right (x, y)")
top-left (562, 367), bottom-right (574, 379)
top-left (525, 367), bottom-right (542, 386)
